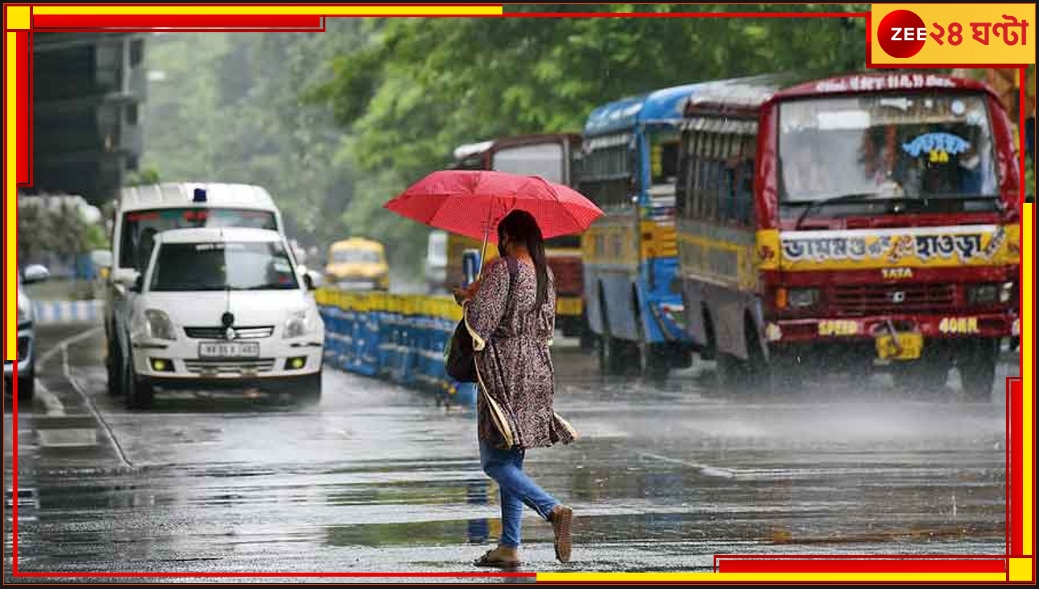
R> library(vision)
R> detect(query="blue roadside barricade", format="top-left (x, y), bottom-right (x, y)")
top-left (316, 287), bottom-right (474, 408)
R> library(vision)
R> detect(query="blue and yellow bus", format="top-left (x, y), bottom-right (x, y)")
top-left (577, 84), bottom-right (705, 378)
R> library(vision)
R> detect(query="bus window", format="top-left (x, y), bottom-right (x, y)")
top-left (706, 133), bottom-right (721, 222)
top-left (577, 135), bottom-right (633, 210)
top-left (689, 133), bottom-right (702, 219)
top-left (676, 140), bottom-right (689, 219)
top-left (649, 129), bottom-right (681, 192)
top-left (719, 134), bottom-right (737, 224)
top-left (736, 134), bottom-right (757, 226)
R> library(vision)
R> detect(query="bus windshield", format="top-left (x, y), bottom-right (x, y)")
top-left (492, 143), bottom-right (566, 184)
top-left (778, 93), bottom-right (998, 205)
top-left (120, 207), bottom-right (278, 270)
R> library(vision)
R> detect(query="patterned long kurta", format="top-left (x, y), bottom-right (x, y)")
top-left (464, 256), bottom-right (578, 450)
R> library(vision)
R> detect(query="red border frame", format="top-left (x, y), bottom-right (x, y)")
top-left (4, 3), bottom-right (1034, 582)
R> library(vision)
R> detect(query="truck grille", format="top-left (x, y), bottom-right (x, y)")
top-left (830, 283), bottom-right (956, 316)
top-left (547, 256), bottom-right (584, 297)
top-left (184, 326), bottom-right (274, 340)
top-left (184, 359), bottom-right (275, 374)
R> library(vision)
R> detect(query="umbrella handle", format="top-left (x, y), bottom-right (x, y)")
top-left (477, 206), bottom-right (496, 280)
top-left (477, 226), bottom-right (489, 280)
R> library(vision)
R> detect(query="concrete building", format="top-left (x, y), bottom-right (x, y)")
top-left (29, 33), bottom-right (148, 206)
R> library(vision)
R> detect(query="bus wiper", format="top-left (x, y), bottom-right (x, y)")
top-left (794, 192), bottom-right (882, 231)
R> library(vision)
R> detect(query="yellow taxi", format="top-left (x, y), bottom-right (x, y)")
top-left (325, 238), bottom-right (390, 291)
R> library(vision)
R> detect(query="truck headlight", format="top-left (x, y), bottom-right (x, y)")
top-left (967, 284), bottom-right (998, 305)
top-left (787, 288), bottom-right (819, 309)
top-left (284, 310), bottom-right (310, 339)
top-left (999, 281), bottom-right (1015, 304)
top-left (144, 309), bottom-right (176, 341)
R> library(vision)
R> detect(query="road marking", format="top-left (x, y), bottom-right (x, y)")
top-left (23, 326), bottom-right (99, 419)
top-left (61, 339), bottom-right (135, 469)
top-left (37, 326), bottom-right (134, 469)
top-left (36, 326), bottom-right (101, 366)
top-left (635, 451), bottom-right (737, 479)
top-left (34, 379), bottom-right (65, 417)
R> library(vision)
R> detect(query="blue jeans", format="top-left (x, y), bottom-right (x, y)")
top-left (479, 440), bottom-right (560, 549)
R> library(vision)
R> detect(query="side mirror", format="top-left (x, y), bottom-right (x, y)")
top-left (22, 264), bottom-right (50, 284)
top-left (92, 250), bottom-right (113, 269)
top-left (129, 275), bottom-right (144, 294)
top-left (303, 272), bottom-right (317, 291)
top-left (112, 268), bottom-right (140, 287)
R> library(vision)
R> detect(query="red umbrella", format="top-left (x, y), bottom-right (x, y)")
top-left (384, 170), bottom-right (603, 244)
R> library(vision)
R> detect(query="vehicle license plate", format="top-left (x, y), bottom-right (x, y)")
top-left (874, 332), bottom-right (924, 361)
top-left (198, 341), bottom-right (260, 358)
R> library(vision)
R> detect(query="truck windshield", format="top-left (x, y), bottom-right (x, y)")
top-left (149, 241), bottom-right (298, 292)
top-left (120, 208), bottom-right (278, 271)
top-left (778, 93), bottom-right (997, 205)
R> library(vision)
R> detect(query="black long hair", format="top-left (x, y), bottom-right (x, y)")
top-left (497, 210), bottom-right (549, 308)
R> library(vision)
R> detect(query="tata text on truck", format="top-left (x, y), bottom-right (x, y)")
top-left (577, 85), bottom-right (701, 378)
top-left (104, 183), bottom-right (290, 399)
top-left (674, 72), bottom-right (1020, 399)
top-left (448, 134), bottom-right (591, 344)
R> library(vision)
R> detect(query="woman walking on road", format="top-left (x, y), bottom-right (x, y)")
top-left (455, 210), bottom-right (579, 569)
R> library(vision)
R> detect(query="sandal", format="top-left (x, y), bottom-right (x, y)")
top-left (473, 548), bottom-right (521, 569)
top-left (550, 505), bottom-right (573, 563)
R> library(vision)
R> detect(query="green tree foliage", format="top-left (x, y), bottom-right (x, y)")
top-left (124, 166), bottom-right (161, 187)
top-left (16, 199), bottom-right (54, 263)
top-left (141, 25), bottom-right (365, 257)
top-left (144, 10), bottom-right (871, 271)
top-left (307, 5), bottom-right (870, 264)
top-left (17, 199), bottom-right (98, 262)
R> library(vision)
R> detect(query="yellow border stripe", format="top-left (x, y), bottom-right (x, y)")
top-left (5, 32), bottom-right (17, 361)
top-left (1010, 557), bottom-right (1033, 582)
top-left (1024, 202), bottom-right (1034, 556)
top-left (537, 573), bottom-right (1008, 582)
top-left (6, 6), bottom-right (31, 29)
top-left (32, 5), bottom-right (502, 16)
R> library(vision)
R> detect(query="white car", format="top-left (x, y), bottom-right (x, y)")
top-left (118, 227), bottom-right (325, 409)
top-left (104, 183), bottom-right (288, 399)
top-left (5, 265), bottom-right (49, 401)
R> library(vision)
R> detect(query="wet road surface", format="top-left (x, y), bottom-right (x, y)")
top-left (4, 325), bottom-right (1016, 581)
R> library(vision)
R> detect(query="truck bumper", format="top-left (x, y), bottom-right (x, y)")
top-left (766, 312), bottom-right (1016, 344)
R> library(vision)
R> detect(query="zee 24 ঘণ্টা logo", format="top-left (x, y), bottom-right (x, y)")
top-left (877, 8), bottom-right (1029, 59)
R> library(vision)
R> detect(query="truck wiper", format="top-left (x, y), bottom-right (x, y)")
top-left (793, 192), bottom-right (883, 231)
